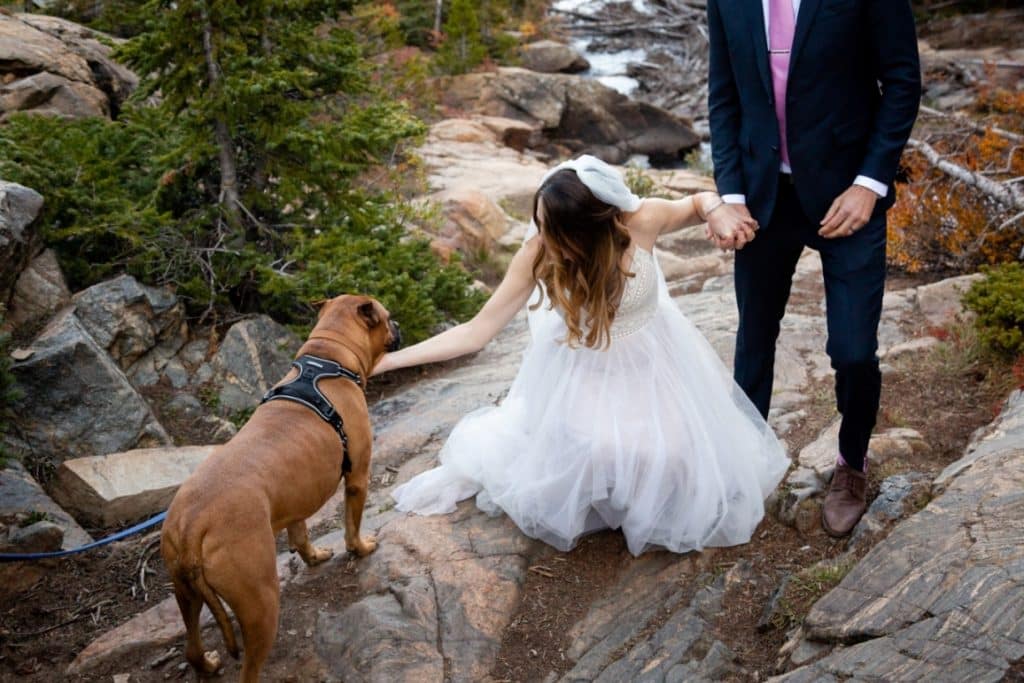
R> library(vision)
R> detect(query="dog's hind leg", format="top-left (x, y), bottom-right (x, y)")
top-left (343, 469), bottom-right (377, 557)
top-left (205, 529), bottom-right (280, 683)
top-left (287, 521), bottom-right (333, 567)
top-left (172, 577), bottom-right (222, 676)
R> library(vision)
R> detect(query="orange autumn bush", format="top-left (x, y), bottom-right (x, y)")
top-left (888, 86), bottom-right (1024, 273)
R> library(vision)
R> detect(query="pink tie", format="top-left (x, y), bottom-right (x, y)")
top-left (769, 0), bottom-right (796, 167)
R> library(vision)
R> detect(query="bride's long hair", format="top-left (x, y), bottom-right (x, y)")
top-left (531, 169), bottom-right (634, 350)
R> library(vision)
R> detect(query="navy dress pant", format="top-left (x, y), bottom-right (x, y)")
top-left (733, 177), bottom-right (886, 470)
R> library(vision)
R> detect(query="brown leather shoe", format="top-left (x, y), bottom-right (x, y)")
top-left (822, 463), bottom-right (867, 537)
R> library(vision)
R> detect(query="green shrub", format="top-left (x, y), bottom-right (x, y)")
top-left (964, 263), bottom-right (1024, 359)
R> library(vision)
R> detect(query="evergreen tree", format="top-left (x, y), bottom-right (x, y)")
top-left (437, 0), bottom-right (487, 74)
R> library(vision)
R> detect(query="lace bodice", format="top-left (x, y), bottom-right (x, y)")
top-left (609, 246), bottom-right (659, 340)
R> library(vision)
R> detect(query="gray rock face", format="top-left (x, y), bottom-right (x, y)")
top-left (72, 274), bottom-right (184, 369)
top-left (774, 391), bottom-right (1024, 683)
top-left (442, 67), bottom-right (700, 164)
top-left (211, 315), bottom-right (301, 414)
top-left (0, 180), bottom-right (44, 305)
top-left (6, 248), bottom-right (70, 330)
top-left (520, 40), bottom-right (590, 74)
top-left (11, 309), bottom-right (171, 464)
top-left (0, 459), bottom-right (91, 550)
top-left (560, 556), bottom-right (744, 682)
top-left (847, 472), bottom-right (930, 551)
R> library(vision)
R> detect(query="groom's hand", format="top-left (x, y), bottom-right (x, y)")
top-left (707, 203), bottom-right (758, 251)
top-left (819, 185), bottom-right (878, 239)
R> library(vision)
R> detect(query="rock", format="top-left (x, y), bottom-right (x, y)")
top-left (0, 70), bottom-right (108, 118)
top-left (16, 14), bottom-right (137, 112)
top-left (560, 557), bottom-right (744, 681)
top-left (176, 338), bottom-right (210, 369)
top-left (430, 187), bottom-right (512, 255)
top-left (321, 505), bottom-right (537, 682)
top-left (915, 273), bottom-right (984, 329)
top-left (880, 335), bottom-right (940, 359)
top-left (474, 115), bottom-right (539, 152)
top-left (0, 180), bottom-right (43, 305)
top-left (5, 248), bottom-right (70, 330)
top-left (72, 274), bottom-right (184, 369)
top-left (0, 459), bottom-right (91, 550)
top-left (0, 12), bottom-right (136, 120)
top-left (520, 40), bottom-right (590, 74)
top-left (0, 516), bottom-right (67, 598)
top-left (442, 67), bottom-right (700, 164)
top-left (776, 390), bottom-right (1024, 682)
top-left (211, 315), bottom-right (301, 415)
top-left (648, 169), bottom-right (717, 196)
top-left (162, 358), bottom-right (189, 389)
top-left (847, 472), bottom-right (930, 551)
top-left (420, 120), bottom-right (549, 219)
top-left (656, 252), bottom-right (729, 282)
top-left (51, 446), bottom-right (216, 527)
top-left (10, 308), bottom-right (171, 464)
top-left (163, 393), bottom-right (203, 419)
top-left (429, 118), bottom-right (497, 145)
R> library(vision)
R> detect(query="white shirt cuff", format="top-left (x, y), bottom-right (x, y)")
top-left (853, 175), bottom-right (888, 198)
top-left (722, 194), bottom-right (747, 205)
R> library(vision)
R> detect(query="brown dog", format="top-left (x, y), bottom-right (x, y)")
top-left (160, 295), bottom-right (399, 681)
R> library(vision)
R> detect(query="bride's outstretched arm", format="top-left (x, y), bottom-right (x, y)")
top-left (373, 238), bottom-right (541, 375)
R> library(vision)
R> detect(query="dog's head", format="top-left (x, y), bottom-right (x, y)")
top-left (313, 295), bottom-right (401, 363)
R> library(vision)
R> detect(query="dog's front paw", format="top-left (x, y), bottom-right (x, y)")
top-left (347, 535), bottom-right (377, 557)
top-left (307, 546), bottom-right (334, 566)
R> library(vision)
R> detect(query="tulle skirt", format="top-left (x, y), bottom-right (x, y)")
top-left (392, 263), bottom-right (790, 556)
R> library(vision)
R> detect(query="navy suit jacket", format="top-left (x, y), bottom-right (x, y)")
top-left (707, 0), bottom-right (922, 228)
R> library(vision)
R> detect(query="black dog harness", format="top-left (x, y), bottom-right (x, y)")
top-left (260, 355), bottom-right (363, 476)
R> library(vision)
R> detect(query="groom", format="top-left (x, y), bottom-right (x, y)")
top-left (707, 0), bottom-right (921, 535)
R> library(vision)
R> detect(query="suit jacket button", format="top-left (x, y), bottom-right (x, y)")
top-left (771, 145), bottom-right (779, 152)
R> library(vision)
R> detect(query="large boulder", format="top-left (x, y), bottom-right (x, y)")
top-left (5, 248), bottom-right (70, 331)
top-left (10, 308), bottom-right (172, 465)
top-left (0, 12), bottom-right (137, 120)
top-left (442, 67), bottom-right (701, 164)
top-left (430, 187), bottom-right (513, 256)
top-left (50, 445), bottom-right (217, 527)
top-left (72, 274), bottom-right (187, 371)
top-left (0, 180), bottom-right (43, 306)
top-left (210, 315), bottom-right (302, 415)
top-left (520, 40), bottom-right (590, 74)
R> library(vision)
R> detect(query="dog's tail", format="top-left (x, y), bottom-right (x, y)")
top-left (191, 569), bottom-right (240, 659)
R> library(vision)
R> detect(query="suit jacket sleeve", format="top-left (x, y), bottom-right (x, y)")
top-left (859, 0), bottom-right (922, 187)
top-left (707, 0), bottom-right (746, 197)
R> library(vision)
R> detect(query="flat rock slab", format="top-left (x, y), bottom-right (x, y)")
top-left (774, 390), bottom-right (1024, 683)
top-left (51, 445), bottom-right (217, 527)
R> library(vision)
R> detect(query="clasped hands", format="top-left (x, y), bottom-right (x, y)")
top-left (704, 185), bottom-right (878, 250)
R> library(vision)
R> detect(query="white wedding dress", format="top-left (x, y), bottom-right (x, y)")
top-left (392, 242), bottom-right (790, 556)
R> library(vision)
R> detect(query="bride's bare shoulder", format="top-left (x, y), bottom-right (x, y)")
top-left (621, 198), bottom-right (664, 246)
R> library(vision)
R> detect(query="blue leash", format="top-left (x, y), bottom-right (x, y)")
top-left (0, 511), bottom-right (167, 563)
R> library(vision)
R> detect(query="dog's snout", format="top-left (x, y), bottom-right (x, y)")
top-left (387, 320), bottom-right (402, 352)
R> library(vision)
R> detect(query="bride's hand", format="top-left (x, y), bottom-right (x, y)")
top-left (705, 201), bottom-right (758, 250)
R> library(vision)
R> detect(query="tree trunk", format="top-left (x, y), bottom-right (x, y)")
top-left (434, 0), bottom-right (444, 36)
top-left (199, 0), bottom-right (242, 229)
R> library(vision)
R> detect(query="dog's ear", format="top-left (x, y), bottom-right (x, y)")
top-left (311, 298), bottom-right (329, 320)
top-left (357, 301), bottom-right (381, 328)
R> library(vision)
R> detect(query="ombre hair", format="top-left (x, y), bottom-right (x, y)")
top-left (531, 169), bottom-right (634, 349)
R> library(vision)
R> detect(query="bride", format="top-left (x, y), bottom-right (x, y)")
top-left (373, 156), bottom-right (790, 556)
